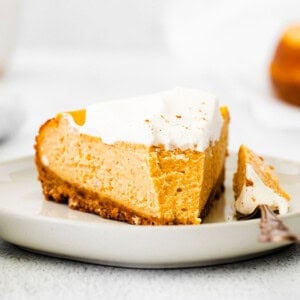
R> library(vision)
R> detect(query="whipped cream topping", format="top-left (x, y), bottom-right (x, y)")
top-left (235, 164), bottom-right (289, 215)
top-left (69, 87), bottom-right (223, 151)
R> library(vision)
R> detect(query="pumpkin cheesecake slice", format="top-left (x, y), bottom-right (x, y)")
top-left (233, 145), bottom-right (290, 217)
top-left (35, 87), bottom-right (230, 225)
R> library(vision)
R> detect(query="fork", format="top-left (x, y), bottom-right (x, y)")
top-left (258, 204), bottom-right (300, 243)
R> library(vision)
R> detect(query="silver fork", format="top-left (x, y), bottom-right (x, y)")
top-left (258, 204), bottom-right (300, 243)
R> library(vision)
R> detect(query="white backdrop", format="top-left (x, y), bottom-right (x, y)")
top-left (16, 0), bottom-right (300, 56)
top-left (17, 0), bottom-right (166, 51)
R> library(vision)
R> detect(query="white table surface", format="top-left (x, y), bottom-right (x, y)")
top-left (1, 49), bottom-right (300, 299)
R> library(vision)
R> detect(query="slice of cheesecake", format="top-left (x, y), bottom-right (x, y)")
top-left (233, 145), bottom-right (290, 217)
top-left (35, 88), bottom-right (230, 225)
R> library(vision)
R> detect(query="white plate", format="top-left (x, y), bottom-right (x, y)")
top-left (0, 154), bottom-right (300, 268)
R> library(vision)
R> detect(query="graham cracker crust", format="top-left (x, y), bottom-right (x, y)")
top-left (36, 154), bottom-right (225, 225)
